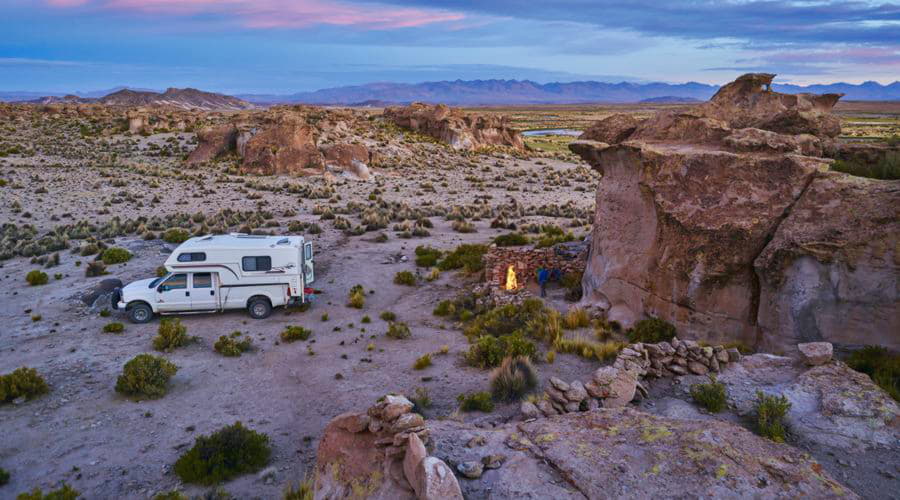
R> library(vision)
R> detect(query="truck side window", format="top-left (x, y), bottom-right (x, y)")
top-left (160, 273), bottom-right (187, 291)
top-left (242, 256), bottom-right (272, 272)
top-left (193, 273), bottom-right (212, 288)
top-left (177, 252), bottom-right (206, 262)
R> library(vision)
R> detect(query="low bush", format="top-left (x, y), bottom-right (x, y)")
top-left (753, 391), bottom-right (791, 442)
top-left (153, 491), bottom-right (188, 500)
top-left (830, 153), bottom-right (900, 180)
top-left (85, 260), bottom-right (107, 277)
top-left (386, 322), bottom-right (411, 340)
top-left (0, 367), bottom-right (49, 404)
top-left (690, 375), bottom-right (728, 412)
top-left (347, 284), bottom-right (365, 309)
top-left (163, 228), bottom-right (190, 244)
top-left (280, 326), bottom-right (312, 343)
top-left (413, 354), bottom-right (432, 370)
top-left (410, 387), bottom-right (432, 415)
top-left (115, 354), bottom-right (178, 399)
top-left (627, 317), bottom-right (676, 343)
top-left (493, 233), bottom-right (530, 246)
top-left (457, 391), bottom-right (494, 412)
top-left (214, 332), bottom-right (253, 356)
top-left (560, 271), bottom-right (583, 302)
top-left (490, 356), bottom-right (538, 402)
top-left (555, 337), bottom-right (625, 361)
top-left (16, 484), bottom-right (79, 500)
top-left (462, 298), bottom-right (547, 340)
top-left (466, 334), bottom-right (536, 368)
top-left (174, 421), bottom-right (271, 485)
top-left (379, 311), bottom-right (396, 322)
top-left (153, 318), bottom-right (189, 352)
top-left (414, 246), bottom-right (442, 267)
top-left (0, 467), bottom-right (7, 486)
top-left (102, 322), bottom-right (125, 334)
top-left (846, 345), bottom-right (899, 401)
top-left (561, 308), bottom-right (590, 329)
top-left (393, 271), bottom-right (417, 286)
top-left (26, 270), bottom-right (48, 286)
top-left (436, 244), bottom-right (488, 273)
top-left (100, 247), bottom-right (132, 265)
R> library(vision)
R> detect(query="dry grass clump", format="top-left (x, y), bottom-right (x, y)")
top-left (347, 284), bottom-right (365, 309)
top-left (280, 326), bottom-right (312, 342)
top-left (490, 356), bottom-right (538, 402)
top-left (16, 484), bottom-right (79, 500)
top-left (627, 317), bottom-right (676, 343)
top-left (457, 391), bottom-right (494, 412)
top-left (561, 307), bottom-right (590, 329)
top-left (386, 321), bottom-right (411, 339)
top-left (413, 354), bottom-right (432, 370)
top-left (103, 322), bottom-right (125, 334)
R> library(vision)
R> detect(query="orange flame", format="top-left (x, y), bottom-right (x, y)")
top-left (505, 265), bottom-right (517, 291)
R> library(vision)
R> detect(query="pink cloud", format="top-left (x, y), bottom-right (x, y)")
top-left (44, 0), bottom-right (465, 30)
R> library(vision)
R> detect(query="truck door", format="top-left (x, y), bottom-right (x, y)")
top-left (190, 272), bottom-right (218, 311)
top-left (303, 242), bottom-right (315, 285)
top-left (156, 273), bottom-right (190, 312)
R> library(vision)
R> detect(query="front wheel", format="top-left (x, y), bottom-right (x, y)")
top-left (248, 298), bottom-right (272, 319)
top-left (127, 302), bottom-right (153, 324)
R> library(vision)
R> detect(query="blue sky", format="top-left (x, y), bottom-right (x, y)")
top-left (1, 0), bottom-right (898, 93)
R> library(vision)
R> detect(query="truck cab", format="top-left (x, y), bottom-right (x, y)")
top-left (114, 234), bottom-right (314, 323)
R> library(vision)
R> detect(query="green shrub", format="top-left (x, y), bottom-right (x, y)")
top-left (85, 261), bottom-right (107, 277)
top-left (466, 334), bottom-right (536, 368)
top-left (280, 326), bottom-right (311, 343)
top-left (379, 311), bottom-right (396, 322)
top-left (490, 356), bottom-right (538, 402)
top-left (627, 317), bottom-right (676, 343)
top-left (462, 298), bottom-right (547, 339)
top-left (436, 244), bottom-right (488, 273)
top-left (386, 322), bottom-right (411, 339)
top-left (830, 153), bottom-right (900, 180)
top-left (153, 318), bottom-right (189, 352)
top-left (153, 491), bottom-right (188, 500)
top-left (0, 467), bottom-right (8, 486)
top-left (690, 375), bottom-right (728, 412)
top-left (493, 233), bottom-right (530, 246)
top-left (457, 391), bottom-right (494, 412)
top-left (115, 354), bottom-right (178, 399)
top-left (214, 332), bottom-right (253, 356)
top-left (413, 354), bottom-right (432, 370)
top-left (393, 271), bottom-right (417, 286)
top-left (163, 228), bottom-right (190, 244)
top-left (102, 322), bottom-right (125, 334)
top-left (174, 422), bottom-right (271, 485)
top-left (534, 225), bottom-right (576, 248)
top-left (100, 247), bottom-right (132, 265)
top-left (414, 246), bottom-right (442, 267)
top-left (432, 300), bottom-right (455, 317)
top-left (560, 271), bottom-right (583, 302)
top-left (361, 315), bottom-right (371, 324)
top-left (347, 284), bottom-right (365, 309)
top-left (0, 367), bottom-right (49, 404)
top-left (847, 345), bottom-right (899, 401)
top-left (15, 484), bottom-right (79, 500)
top-left (25, 270), bottom-right (48, 286)
top-left (753, 391), bottom-right (791, 442)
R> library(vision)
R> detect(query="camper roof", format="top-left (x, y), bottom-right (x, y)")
top-left (176, 234), bottom-right (303, 251)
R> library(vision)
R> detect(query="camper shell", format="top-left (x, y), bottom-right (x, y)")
top-left (114, 234), bottom-right (315, 323)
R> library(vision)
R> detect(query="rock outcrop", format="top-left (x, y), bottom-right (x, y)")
top-left (240, 118), bottom-right (324, 176)
top-left (186, 124), bottom-right (238, 164)
top-left (384, 103), bottom-right (525, 151)
top-left (570, 73), bottom-right (899, 351)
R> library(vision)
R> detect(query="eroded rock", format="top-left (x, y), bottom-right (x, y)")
top-left (384, 103), bottom-right (525, 151)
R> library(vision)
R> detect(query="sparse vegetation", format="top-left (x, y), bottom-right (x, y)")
top-left (1, 367), bottom-right (49, 404)
top-left (85, 260), bottom-right (107, 277)
top-left (283, 477), bottom-right (314, 500)
top-left (493, 232), bottom-right (530, 246)
top-left (393, 270), bottom-right (417, 286)
top-left (847, 345), bottom-right (899, 401)
top-left (561, 307), bottom-right (590, 329)
top-left (379, 311), bottom-right (396, 322)
top-left (436, 244), bottom-right (488, 273)
top-left (490, 356), bottom-right (538, 402)
top-left (100, 247), bottom-right (132, 265)
top-left (280, 326), bottom-right (312, 343)
top-left (25, 270), bottom-right (48, 286)
top-left (753, 391), bottom-right (791, 442)
top-left (214, 332), bottom-right (253, 356)
top-left (347, 284), bottom-right (365, 308)
top-left (115, 354), bottom-right (178, 399)
top-left (163, 228), bottom-right (190, 244)
top-left (413, 354), bottom-right (432, 370)
top-left (414, 246), bottom-right (442, 267)
top-left (0, 467), bottom-right (8, 487)
top-left (102, 322), bottom-right (125, 334)
top-left (457, 391), bottom-right (494, 412)
top-left (831, 153), bottom-right (900, 180)
top-left (627, 317), bottom-right (676, 343)
top-left (153, 318), bottom-right (189, 352)
top-left (386, 321), bottom-right (411, 339)
top-left (15, 484), bottom-right (79, 500)
top-left (690, 375), bottom-right (728, 412)
top-left (173, 422), bottom-right (271, 485)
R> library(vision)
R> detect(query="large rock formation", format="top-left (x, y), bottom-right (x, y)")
top-left (571, 73), bottom-right (899, 351)
top-left (240, 117), bottom-right (324, 176)
top-left (384, 103), bottom-right (525, 151)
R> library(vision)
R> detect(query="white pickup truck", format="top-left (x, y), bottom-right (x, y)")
top-left (113, 234), bottom-right (314, 323)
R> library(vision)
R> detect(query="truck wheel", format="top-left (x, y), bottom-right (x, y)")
top-left (248, 298), bottom-right (272, 319)
top-left (127, 302), bottom-right (153, 324)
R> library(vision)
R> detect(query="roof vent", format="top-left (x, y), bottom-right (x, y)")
top-left (277, 238), bottom-right (290, 245)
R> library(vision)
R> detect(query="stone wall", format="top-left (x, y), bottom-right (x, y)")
top-left (483, 244), bottom-right (586, 290)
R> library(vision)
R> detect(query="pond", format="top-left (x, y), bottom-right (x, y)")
top-left (521, 128), bottom-right (582, 137)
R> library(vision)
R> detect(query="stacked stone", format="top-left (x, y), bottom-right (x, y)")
top-left (521, 338), bottom-right (743, 419)
top-left (483, 245), bottom-right (587, 291)
top-left (364, 394), bottom-right (430, 460)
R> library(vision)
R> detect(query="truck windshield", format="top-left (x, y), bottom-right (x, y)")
top-left (149, 275), bottom-right (169, 288)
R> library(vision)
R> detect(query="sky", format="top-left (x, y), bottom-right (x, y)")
top-left (1, 0), bottom-right (898, 94)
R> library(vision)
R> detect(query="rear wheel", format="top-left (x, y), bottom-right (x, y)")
top-left (127, 302), bottom-right (153, 324)
top-left (248, 297), bottom-right (272, 319)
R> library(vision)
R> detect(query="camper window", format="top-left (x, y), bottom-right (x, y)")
top-left (160, 273), bottom-right (187, 291)
top-left (177, 252), bottom-right (207, 262)
top-left (242, 256), bottom-right (272, 272)
top-left (193, 273), bottom-right (212, 288)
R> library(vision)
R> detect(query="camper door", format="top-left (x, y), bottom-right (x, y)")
top-left (303, 242), bottom-right (314, 284)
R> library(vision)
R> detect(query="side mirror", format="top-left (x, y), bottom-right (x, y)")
top-left (157, 285), bottom-right (165, 293)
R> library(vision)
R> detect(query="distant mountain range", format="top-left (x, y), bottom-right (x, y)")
top-left (237, 79), bottom-right (900, 105)
top-left (1, 87), bottom-right (253, 111)
top-left (2, 79), bottom-right (899, 107)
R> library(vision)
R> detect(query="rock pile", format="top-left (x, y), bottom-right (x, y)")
top-left (384, 103), bottom-right (525, 151)
top-left (522, 338), bottom-right (741, 418)
top-left (314, 394), bottom-right (462, 500)
top-left (570, 73), bottom-right (899, 352)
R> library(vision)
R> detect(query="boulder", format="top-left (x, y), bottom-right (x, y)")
top-left (322, 143), bottom-right (373, 180)
top-left (80, 278), bottom-right (123, 307)
top-left (797, 342), bottom-right (834, 366)
top-left (578, 113), bottom-right (641, 143)
top-left (418, 457), bottom-right (463, 500)
top-left (240, 118), bottom-right (324, 176)
top-left (384, 103), bottom-right (525, 151)
top-left (403, 433), bottom-right (427, 497)
top-left (186, 124), bottom-right (238, 164)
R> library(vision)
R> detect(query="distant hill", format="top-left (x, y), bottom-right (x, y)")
top-left (238, 79), bottom-right (900, 105)
top-left (639, 96), bottom-right (702, 104)
top-left (3, 87), bottom-right (253, 111)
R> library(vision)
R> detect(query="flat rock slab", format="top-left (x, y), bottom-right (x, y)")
top-left (797, 342), bottom-right (833, 366)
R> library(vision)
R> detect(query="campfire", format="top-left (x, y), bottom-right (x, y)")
top-left (505, 264), bottom-right (518, 291)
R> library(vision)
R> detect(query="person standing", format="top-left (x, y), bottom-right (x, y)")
top-left (538, 267), bottom-right (550, 297)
